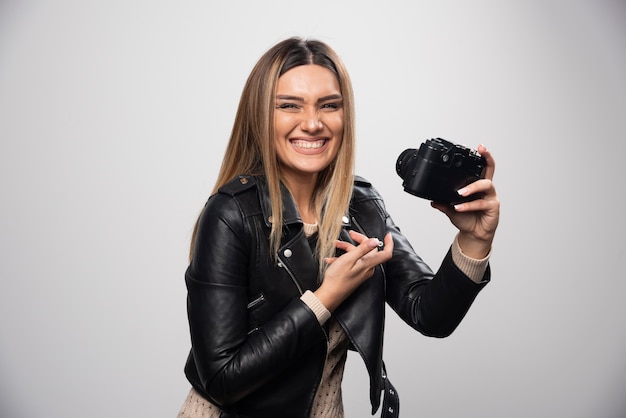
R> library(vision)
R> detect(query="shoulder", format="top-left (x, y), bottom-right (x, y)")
top-left (350, 176), bottom-right (389, 236)
top-left (203, 175), bottom-right (262, 219)
top-left (217, 175), bottom-right (258, 196)
top-left (352, 175), bottom-right (383, 202)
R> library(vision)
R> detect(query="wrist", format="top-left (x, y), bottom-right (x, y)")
top-left (313, 286), bottom-right (340, 313)
top-left (457, 232), bottom-right (492, 259)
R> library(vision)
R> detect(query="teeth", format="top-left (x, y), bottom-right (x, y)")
top-left (292, 140), bottom-right (325, 149)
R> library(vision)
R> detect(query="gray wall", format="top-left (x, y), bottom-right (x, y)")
top-left (1, 1), bottom-right (625, 417)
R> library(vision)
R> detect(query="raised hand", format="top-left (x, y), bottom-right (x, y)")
top-left (431, 144), bottom-right (500, 259)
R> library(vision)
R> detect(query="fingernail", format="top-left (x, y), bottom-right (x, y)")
top-left (457, 187), bottom-right (468, 196)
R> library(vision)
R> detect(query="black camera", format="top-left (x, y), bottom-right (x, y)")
top-left (396, 138), bottom-right (486, 205)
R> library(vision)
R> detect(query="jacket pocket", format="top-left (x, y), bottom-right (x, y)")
top-left (246, 292), bottom-right (266, 334)
top-left (247, 292), bottom-right (266, 309)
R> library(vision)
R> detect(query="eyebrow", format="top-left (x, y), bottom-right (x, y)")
top-left (275, 94), bottom-right (342, 103)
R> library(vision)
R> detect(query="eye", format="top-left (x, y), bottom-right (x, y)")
top-left (320, 102), bottom-right (341, 111)
top-left (276, 102), bottom-right (300, 111)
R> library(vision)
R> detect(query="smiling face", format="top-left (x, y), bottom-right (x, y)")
top-left (273, 64), bottom-right (344, 186)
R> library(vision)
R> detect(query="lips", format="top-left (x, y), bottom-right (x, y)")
top-left (290, 138), bottom-right (328, 151)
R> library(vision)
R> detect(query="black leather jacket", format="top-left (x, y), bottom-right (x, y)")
top-left (184, 175), bottom-right (489, 418)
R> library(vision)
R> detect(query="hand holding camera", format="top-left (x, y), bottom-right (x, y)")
top-left (397, 138), bottom-right (500, 259)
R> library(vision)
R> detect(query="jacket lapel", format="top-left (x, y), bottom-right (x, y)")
top-left (256, 177), bottom-right (319, 292)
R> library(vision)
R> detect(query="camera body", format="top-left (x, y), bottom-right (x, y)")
top-left (396, 138), bottom-right (486, 205)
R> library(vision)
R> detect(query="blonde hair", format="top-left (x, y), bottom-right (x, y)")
top-left (191, 37), bottom-right (355, 272)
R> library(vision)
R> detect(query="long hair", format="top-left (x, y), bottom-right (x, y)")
top-left (190, 37), bottom-right (355, 272)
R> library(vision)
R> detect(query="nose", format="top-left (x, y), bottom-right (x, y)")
top-left (301, 109), bottom-right (323, 132)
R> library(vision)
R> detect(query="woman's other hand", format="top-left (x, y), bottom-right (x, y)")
top-left (314, 230), bottom-right (393, 312)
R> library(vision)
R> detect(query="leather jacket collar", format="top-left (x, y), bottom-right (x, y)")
top-left (255, 176), bottom-right (353, 229)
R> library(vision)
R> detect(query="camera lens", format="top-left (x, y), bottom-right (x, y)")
top-left (396, 148), bottom-right (418, 178)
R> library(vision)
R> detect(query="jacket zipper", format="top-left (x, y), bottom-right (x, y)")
top-left (350, 215), bottom-right (366, 237)
top-left (247, 292), bottom-right (266, 309)
top-left (277, 257), bottom-right (304, 295)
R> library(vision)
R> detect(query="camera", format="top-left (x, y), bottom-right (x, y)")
top-left (396, 138), bottom-right (486, 205)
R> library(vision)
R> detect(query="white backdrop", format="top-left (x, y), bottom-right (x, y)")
top-left (1, 1), bottom-right (625, 417)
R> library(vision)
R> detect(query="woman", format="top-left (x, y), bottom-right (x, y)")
top-left (178, 37), bottom-right (499, 418)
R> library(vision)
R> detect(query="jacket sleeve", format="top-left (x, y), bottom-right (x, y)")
top-left (385, 221), bottom-right (489, 337)
top-left (185, 193), bottom-right (326, 406)
top-left (352, 179), bottom-right (489, 338)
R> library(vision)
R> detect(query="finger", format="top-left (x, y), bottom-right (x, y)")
top-left (431, 201), bottom-right (455, 217)
top-left (359, 233), bottom-right (394, 265)
top-left (349, 229), bottom-right (390, 252)
top-left (478, 144), bottom-right (496, 180)
top-left (356, 237), bottom-right (382, 255)
top-left (324, 257), bottom-right (337, 265)
top-left (333, 235), bottom-right (379, 264)
top-left (336, 235), bottom-right (380, 265)
top-left (453, 194), bottom-right (499, 212)
top-left (335, 240), bottom-right (355, 253)
top-left (346, 230), bottom-right (383, 256)
top-left (348, 230), bottom-right (369, 243)
top-left (457, 178), bottom-right (495, 199)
